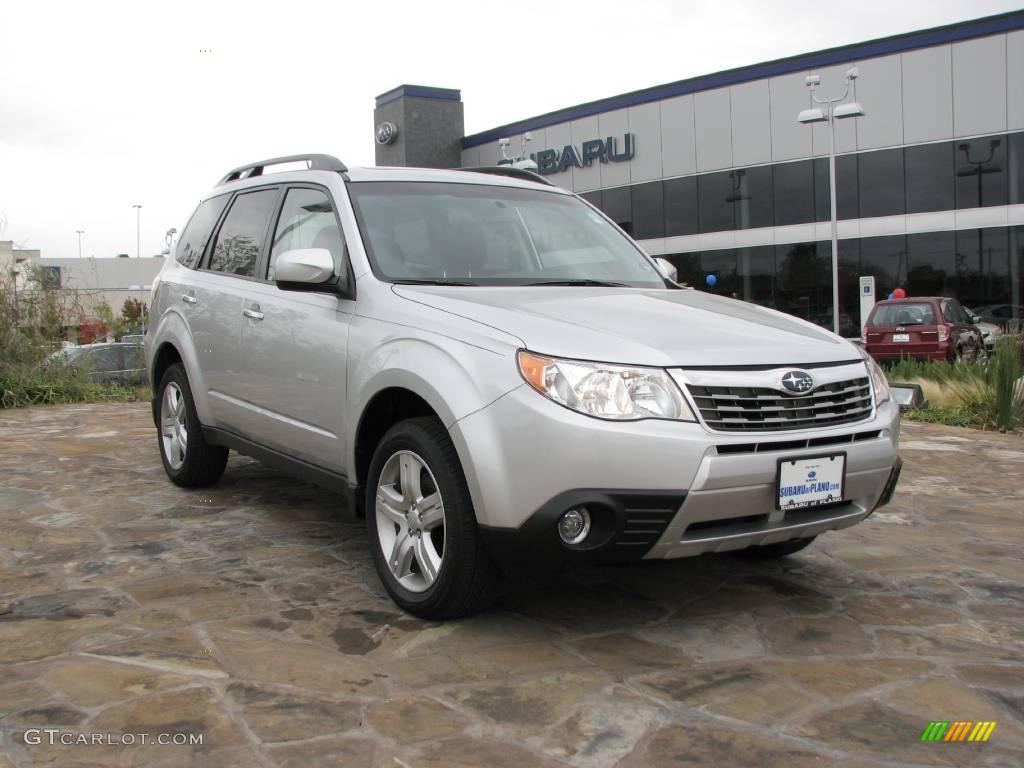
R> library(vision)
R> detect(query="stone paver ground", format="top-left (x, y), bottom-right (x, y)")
top-left (0, 403), bottom-right (1022, 767)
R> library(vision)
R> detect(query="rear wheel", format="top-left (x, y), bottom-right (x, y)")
top-left (156, 363), bottom-right (228, 487)
top-left (366, 417), bottom-right (503, 619)
top-left (737, 536), bottom-right (816, 559)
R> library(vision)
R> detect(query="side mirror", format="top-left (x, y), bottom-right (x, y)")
top-left (274, 248), bottom-right (334, 285)
top-left (654, 257), bottom-right (678, 283)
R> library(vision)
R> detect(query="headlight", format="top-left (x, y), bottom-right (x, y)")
top-left (517, 350), bottom-right (696, 421)
top-left (859, 347), bottom-right (891, 406)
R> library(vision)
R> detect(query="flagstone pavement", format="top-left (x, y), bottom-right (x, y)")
top-left (0, 403), bottom-right (1021, 767)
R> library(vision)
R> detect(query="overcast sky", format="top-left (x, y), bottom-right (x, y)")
top-left (2, 0), bottom-right (1020, 261)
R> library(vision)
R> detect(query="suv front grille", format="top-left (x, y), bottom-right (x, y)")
top-left (686, 376), bottom-right (872, 431)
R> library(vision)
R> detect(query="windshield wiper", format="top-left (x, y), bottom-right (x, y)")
top-left (524, 279), bottom-right (630, 287)
top-left (392, 278), bottom-right (477, 286)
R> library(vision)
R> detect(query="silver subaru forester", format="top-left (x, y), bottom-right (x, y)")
top-left (145, 154), bottom-right (901, 619)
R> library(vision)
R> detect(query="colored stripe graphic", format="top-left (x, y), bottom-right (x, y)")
top-left (968, 722), bottom-right (997, 742)
top-left (921, 722), bottom-right (950, 741)
top-left (944, 721), bottom-right (972, 741)
top-left (921, 721), bottom-right (997, 742)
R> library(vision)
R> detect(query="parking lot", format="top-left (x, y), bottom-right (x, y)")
top-left (1, 403), bottom-right (1022, 767)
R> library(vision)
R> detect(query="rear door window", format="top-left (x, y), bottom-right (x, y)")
top-left (176, 195), bottom-right (230, 269)
top-left (207, 189), bottom-right (279, 277)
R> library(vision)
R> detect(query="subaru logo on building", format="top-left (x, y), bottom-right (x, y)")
top-left (781, 370), bottom-right (815, 394)
top-left (375, 121), bottom-right (398, 146)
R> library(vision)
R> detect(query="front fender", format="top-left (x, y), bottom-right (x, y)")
top-left (346, 328), bottom-right (520, 471)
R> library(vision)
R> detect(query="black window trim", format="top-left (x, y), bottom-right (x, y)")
top-left (265, 182), bottom-right (356, 300)
top-left (199, 185), bottom-right (284, 282)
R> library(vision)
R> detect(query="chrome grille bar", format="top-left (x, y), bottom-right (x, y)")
top-left (671, 363), bottom-right (874, 433)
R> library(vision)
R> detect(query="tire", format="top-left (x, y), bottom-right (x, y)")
top-left (737, 536), bottom-right (816, 560)
top-left (156, 363), bottom-right (228, 488)
top-left (366, 416), bottom-right (503, 619)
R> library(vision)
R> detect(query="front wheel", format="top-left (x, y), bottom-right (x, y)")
top-left (736, 536), bottom-right (816, 559)
top-left (366, 417), bottom-right (503, 619)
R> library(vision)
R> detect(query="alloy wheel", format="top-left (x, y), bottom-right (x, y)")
top-left (160, 382), bottom-right (188, 470)
top-left (375, 450), bottom-right (446, 593)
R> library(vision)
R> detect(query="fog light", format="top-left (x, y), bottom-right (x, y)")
top-left (557, 507), bottom-right (591, 545)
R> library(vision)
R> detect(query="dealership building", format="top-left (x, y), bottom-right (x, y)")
top-left (374, 10), bottom-right (1024, 335)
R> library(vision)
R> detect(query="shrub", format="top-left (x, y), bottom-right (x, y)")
top-left (882, 341), bottom-right (1024, 432)
top-left (0, 264), bottom-right (147, 409)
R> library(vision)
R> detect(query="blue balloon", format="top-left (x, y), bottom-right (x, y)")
top-left (706, 274), bottom-right (717, 286)
top-left (887, 292), bottom-right (893, 300)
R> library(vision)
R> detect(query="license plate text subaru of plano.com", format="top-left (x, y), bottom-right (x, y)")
top-left (778, 455), bottom-right (846, 509)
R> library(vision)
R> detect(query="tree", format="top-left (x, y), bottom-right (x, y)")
top-left (121, 297), bottom-right (148, 327)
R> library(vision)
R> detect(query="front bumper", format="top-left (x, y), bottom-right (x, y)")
top-left (450, 384), bottom-right (901, 564)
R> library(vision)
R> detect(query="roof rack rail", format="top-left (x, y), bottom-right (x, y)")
top-left (461, 166), bottom-right (556, 187)
top-left (217, 154), bottom-right (348, 185)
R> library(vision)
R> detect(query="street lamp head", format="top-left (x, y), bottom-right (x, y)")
top-left (804, 74), bottom-right (820, 88)
top-left (797, 107), bottom-right (827, 124)
top-left (833, 102), bottom-right (865, 119)
top-left (845, 66), bottom-right (860, 81)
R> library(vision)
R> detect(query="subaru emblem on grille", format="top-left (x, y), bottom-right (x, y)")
top-left (780, 370), bottom-right (815, 394)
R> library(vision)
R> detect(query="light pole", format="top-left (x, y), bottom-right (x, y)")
top-left (132, 204), bottom-right (142, 258)
top-left (798, 68), bottom-right (865, 336)
top-left (75, 230), bottom-right (84, 259)
top-left (957, 139), bottom-right (1001, 302)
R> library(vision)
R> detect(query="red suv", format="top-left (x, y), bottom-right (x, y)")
top-left (864, 297), bottom-right (984, 363)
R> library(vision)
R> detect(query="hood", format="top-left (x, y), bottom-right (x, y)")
top-left (393, 286), bottom-right (860, 367)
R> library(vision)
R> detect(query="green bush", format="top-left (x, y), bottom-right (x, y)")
top-left (955, 336), bottom-right (1024, 432)
top-left (0, 265), bottom-right (148, 409)
top-left (884, 356), bottom-right (985, 385)
top-left (901, 403), bottom-right (980, 428)
top-left (0, 369), bottom-right (147, 409)
top-left (883, 338), bottom-right (1024, 432)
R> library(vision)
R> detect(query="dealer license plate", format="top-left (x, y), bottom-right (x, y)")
top-left (893, 333), bottom-right (910, 342)
top-left (777, 454), bottom-right (846, 510)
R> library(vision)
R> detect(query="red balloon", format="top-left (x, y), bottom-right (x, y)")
top-left (892, 287), bottom-right (906, 299)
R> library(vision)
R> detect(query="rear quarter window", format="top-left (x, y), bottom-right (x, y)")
top-left (176, 195), bottom-right (230, 269)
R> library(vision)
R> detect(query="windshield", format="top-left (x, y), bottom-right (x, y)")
top-left (347, 181), bottom-right (667, 288)
top-left (869, 302), bottom-right (938, 326)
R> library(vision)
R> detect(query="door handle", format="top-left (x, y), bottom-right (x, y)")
top-left (182, 293), bottom-right (198, 305)
top-left (242, 304), bottom-right (264, 321)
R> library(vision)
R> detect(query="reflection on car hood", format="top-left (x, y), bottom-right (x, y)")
top-left (393, 286), bottom-right (860, 367)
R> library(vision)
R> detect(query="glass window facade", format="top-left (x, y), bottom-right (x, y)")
top-left (571, 130), bottom-right (1024, 336)
top-left (631, 181), bottom-right (664, 240)
top-left (857, 147), bottom-right (905, 218)
top-left (664, 176), bottom-right (699, 236)
top-left (584, 131), bottom-right (1023, 236)
top-left (955, 136), bottom-right (1008, 208)
top-left (662, 226), bottom-right (1022, 337)
top-left (905, 142), bottom-right (955, 213)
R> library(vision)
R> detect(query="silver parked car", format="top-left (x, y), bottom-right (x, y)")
top-left (47, 342), bottom-right (146, 385)
top-left (145, 154), bottom-right (901, 618)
